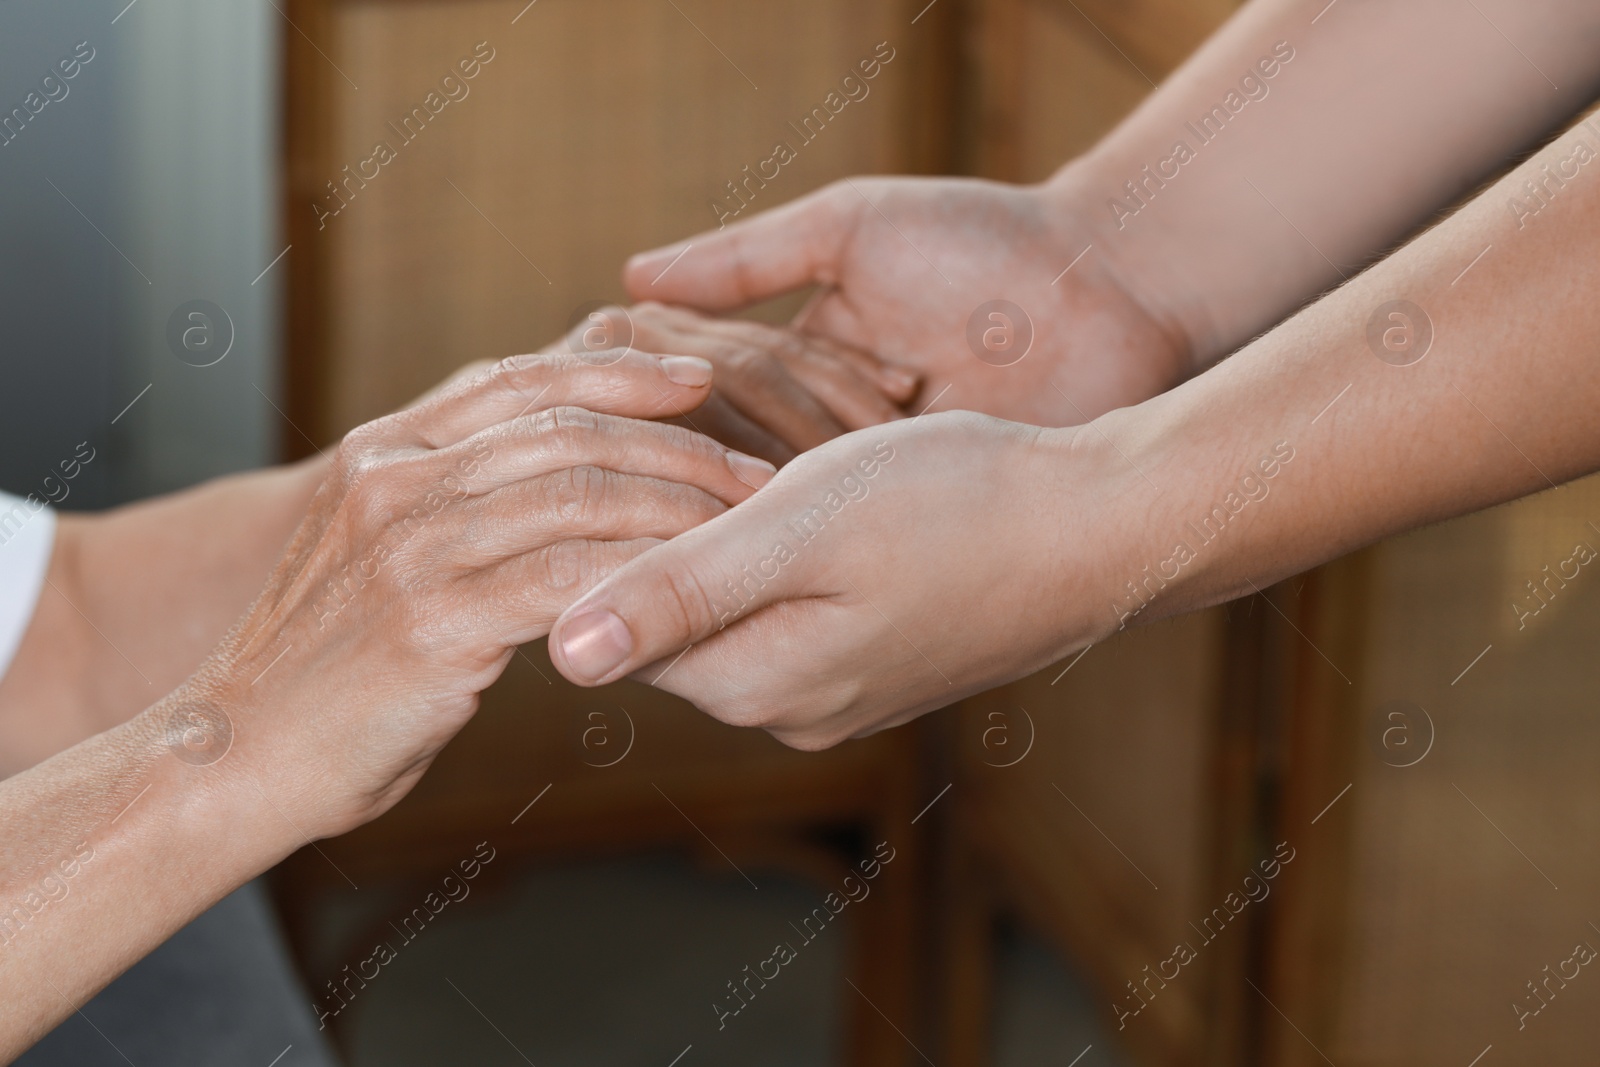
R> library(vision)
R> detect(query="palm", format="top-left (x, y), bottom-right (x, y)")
top-left (794, 177), bottom-right (1186, 425)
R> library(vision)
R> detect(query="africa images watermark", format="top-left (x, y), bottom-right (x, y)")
top-left (0, 40), bottom-right (96, 150)
top-left (0, 441), bottom-right (98, 549)
top-left (709, 41), bottom-right (897, 229)
top-left (0, 841), bottom-right (96, 952)
top-left (1107, 40), bottom-right (1296, 231)
top-left (1113, 841), bottom-right (1296, 1031)
top-left (712, 840), bottom-right (896, 1030)
top-left (713, 440), bottom-right (896, 629)
top-left (313, 840), bottom-right (498, 1029)
top-left (1513, 930), bottom-right (1598, 1031)
top-left (1512, 536), bottom-right (1596, 630)
top-left (1507, 117), bottom-right (1600, 230)
top-left (313, 41), bottom-right (497, 229)
top-left (1111, 440), bottom-right (1295, 630)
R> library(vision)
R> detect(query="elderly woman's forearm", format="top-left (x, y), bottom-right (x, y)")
top-left (0, 458), bottom-right (327, 772)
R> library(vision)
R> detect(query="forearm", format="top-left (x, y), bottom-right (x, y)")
top-left (1078, 111), bottom-right (1600, 634)
top-left (0, 695), bottom-right (288, 1059)
top-left (1054, 0), bottom-right (1600, 367)
top-left (0, 457), bottom-right (325, 771)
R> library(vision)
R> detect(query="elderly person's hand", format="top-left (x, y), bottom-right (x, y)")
top-left (206, 349), bottom-right (775, 833)
top-left (0, 348), bottom-right (772, 1055)
top-left (555, 302), bottom-right (920, 466)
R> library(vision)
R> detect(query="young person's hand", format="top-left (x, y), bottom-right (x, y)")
top-left (624, 176), bottom-right (1193, 428)
top-left (547, 411), bottom-right (1117, 749)
top-left (554, 106), bottom-right (1600, 751)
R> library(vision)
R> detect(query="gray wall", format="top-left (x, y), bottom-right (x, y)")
top-left (0, 0), bottom-right (280, 509)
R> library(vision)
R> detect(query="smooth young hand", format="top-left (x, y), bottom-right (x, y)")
top-left (624, 176), bottom-right (1193, 427)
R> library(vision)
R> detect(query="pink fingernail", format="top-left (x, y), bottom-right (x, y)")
top-left (558, 610), bottom-right (632, 682)
top-left (661, 355), bottom-right (713, 387)
top-left (726, 451), bottom-right (777, 489)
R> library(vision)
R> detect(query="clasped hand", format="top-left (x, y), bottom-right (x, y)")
top-left (170, 348), bottom-right (775, 840)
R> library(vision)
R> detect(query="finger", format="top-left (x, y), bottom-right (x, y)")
top-left (457, 538), bottom-right (666, 647)
top-left (548, 489), bottom-right (811, 686)
top-left (622, 182), bottom-right (860, 311)
top-left (450, 469), bottom-right (727, 565)
top-left (654, 305), bottom-right (916, 404)
top-left (400, 349), bottom-right (716, 449)
top-left (435, 406), bottom-right (776, 506)
top-left (625, 306), bottom-right (850, 451)
top-left (801, 334), bottom-right (920, 403)
top-left (778, 341), bottom-right (908, 431)
top-left (709, 350), bottom-right (849, 451)
top-left (666, 393), bottom-right (799, 467)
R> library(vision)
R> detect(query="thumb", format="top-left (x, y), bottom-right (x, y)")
top-left (622, 181), bottom-right (859, 311)
top-left (548, 498), bottom-right (809, 685)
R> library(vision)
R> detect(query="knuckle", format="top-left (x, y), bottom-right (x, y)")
top-left (493, 352), bottom-right (553, 395)
top-left (337, 418), bottom-right (389, 461)
top-left (656, 564), bottom-right (720, 640)
top-left (333, 452), bottom-right (398, 524)
top-left (532, 404), bottom-right (600, 439)
top-left (551, 464), bottom-right (607, 523)
top-left (534, 538), bottom-right (594, 593)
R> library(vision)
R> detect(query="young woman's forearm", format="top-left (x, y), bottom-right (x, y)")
top-left (1091, 110), bottom-right (1600, 628)
top-left (1057, 0), bottom-right (1600, 367)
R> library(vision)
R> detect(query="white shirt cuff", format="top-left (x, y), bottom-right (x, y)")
top-left (0, 492), bottom-right (57, 681)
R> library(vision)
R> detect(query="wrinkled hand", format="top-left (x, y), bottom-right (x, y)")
top-left (624, 175), bottom-right (1192, 427)
top-left (546, 413), bottom-right (1126, 749)
top-left (173, 350), bottom-right (774, 837)
top-left (556, 302), bottom-right (919, 465)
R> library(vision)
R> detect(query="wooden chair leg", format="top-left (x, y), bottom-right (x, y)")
top-left (842, 744), bottom-right (927, 1067)
top-left (937, 814), bottom-right (995, 1067)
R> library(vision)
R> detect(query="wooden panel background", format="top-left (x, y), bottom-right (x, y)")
top-left (953, 610), bottom-right (1238, 1065)
top-left (295, 0), bottom-right (949, 440)
top-left (1270, 474), bottom-right (1600, 1067)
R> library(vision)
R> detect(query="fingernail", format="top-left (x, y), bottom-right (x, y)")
top-left (558, 610), bottom-right (633, 682)
top-left (726, 451), bottom-right (777, 489)
top-left (661, 355), bottom-right (713, 387)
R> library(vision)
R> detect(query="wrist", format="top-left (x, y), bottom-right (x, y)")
top-left (1041, 151), bottom-right (1250, 373)
top-left (133, 683), bottom-right (306, 865)
top-left (1028, 419), bottom-right (1170, 650)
